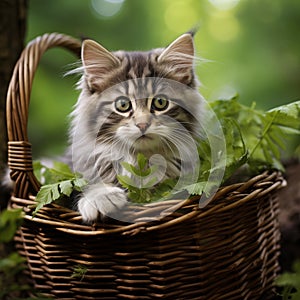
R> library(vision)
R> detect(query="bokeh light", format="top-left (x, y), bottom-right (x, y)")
top-left (164, 0), bottom-right (199, 33)
top-left (91, 0), bottom-right (125, 18)
top-left (25, 0), bottom-right (300, 157)
top-left (208, 11), bottom-right (240, 41)
top-left (209, 0), bottom-right (240, 10)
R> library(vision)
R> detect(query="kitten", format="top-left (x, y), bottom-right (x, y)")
top-left (70, 32), bottom-right (203, 222)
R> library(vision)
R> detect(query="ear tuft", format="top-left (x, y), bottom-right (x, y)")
top-left (81, 39), bottom-right (120, 80)
top-left (157, 33), bottom-right (195, 64)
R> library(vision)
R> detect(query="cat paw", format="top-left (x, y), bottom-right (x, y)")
top-left (77, 185), bottom-right (127, 222)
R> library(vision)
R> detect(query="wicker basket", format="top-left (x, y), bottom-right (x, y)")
top-left (6, 33), bottom-right (285, 300)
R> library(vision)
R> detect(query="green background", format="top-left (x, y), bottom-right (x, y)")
top-left (25, 0), bottom-right (300, 157)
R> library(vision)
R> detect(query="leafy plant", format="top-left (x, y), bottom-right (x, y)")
top-left (33, 161), bottom-right (87, 214)
top-left (211, 97), bottom-right (300, 173)
top-left (276, 260), bottom-right (300, 300)
top-left (171, 97), bottom-right (300, 200)
top-left (32, 97), bottom-right (300, 206)
top-left (117, 153), bottom-right (176, 203)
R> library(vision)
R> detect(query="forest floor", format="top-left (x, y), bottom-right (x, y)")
top-left (278, 159), bottom-right (300, 271)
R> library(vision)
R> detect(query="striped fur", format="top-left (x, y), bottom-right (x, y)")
top-left (70, 33), bottom-right (203, 222)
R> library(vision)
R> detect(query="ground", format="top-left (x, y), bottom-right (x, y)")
top-left (278, 160), bottom-right (300, 271)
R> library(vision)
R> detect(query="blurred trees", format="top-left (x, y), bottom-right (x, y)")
top-left (0, 0), bottom-right (27, 169)
top-left (0, 0), bottom-right (27, 208)
top-left (23, 0), bottom-right (299, 157)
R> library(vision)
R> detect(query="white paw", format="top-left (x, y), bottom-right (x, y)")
top-left (77, 185), bottom-right (127, 222)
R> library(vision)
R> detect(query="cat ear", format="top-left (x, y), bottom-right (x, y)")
top-left (158, 33), bottom-right (194, 65)
top-left (81, 39), bottom-right (120, 90)
top-left (157, 33), bottom-right (196, 85)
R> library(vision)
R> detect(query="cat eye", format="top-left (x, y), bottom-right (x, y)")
top-left (115, 97), bottom-right (132, 113)
top-left (151, 96), bottom-right (169, 111)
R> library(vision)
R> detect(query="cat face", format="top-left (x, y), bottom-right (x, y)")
top-left (93, 78), bottom-right (200, 156)
top-left (74, 33), bottom-right (202, 156)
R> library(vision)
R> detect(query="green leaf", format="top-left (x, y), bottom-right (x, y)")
top-left (151, 178), bottom-right (175, 200)
top-left (71, 264), bottom-right (88, 280)
top-left (121, 153), bottom-right (158, 178)
top-left (35, 185), bottom-right (56, 205)
top-left (276, 260), bottom-right (300, 300)
top-left (0, 209), bottom-right (23, 243)
top-left (59, 180), bottom-right (74, 197)
top-left (49, 162), bottom-right (74, 181)
top-left (117, 174), bottom-right (137, 189)
top-left (52, 184), bottom-right (61, 200)
top-left (33, 160), bottom-right (76, 185)
top-left (0, 252), bottom-right (25, 272)
top-left (73, 178), bottom-right (88, 191)
top-left (53, 161), bottom-right (73, 174)
top-left (184, 181), bottom-right (207, 195)
top-left (267, 100), bottom-right (300, 129)
top-left (32, 161), bottom-right (44, 183)
top-left (269, 129), bottom-right (286, 150)
top-left (34, 183), bottom-right (61, 214)
top-left (120, 161), bottom-right (136, 174)
top-left (276, 273), bottom-right (300, 288)
top-left (143, 176), bottom-right (158, 188)
top-left (137, 152), bottom-right (148, 170)
top-left (184, 181), bottom-right (219, 197)
top-left (32, 161), bottom-right (88, 214)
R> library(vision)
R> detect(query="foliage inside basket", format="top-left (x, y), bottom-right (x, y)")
top-left (33, 161), bottom-right (87, 214)
top-left (33, 97), bottom-right (300, 210)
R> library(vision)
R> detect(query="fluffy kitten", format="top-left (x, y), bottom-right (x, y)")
top-left (70, 32), bottom-right (203, 222)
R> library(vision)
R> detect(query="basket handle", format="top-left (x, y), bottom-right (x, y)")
top-left (6, 33), bottom-right (81, 199)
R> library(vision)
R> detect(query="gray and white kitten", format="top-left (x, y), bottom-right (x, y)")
top-left (70, 32), bottom-right (203, 222)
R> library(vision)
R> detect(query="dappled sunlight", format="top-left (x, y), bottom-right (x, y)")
top-left (208, 11), bottom-right (240, 41)
top-left (25, 0), bottom-right (300, 156)
top-left (91, 0), bottom-right (125, 18)
top-left (164, 0), bottom-right (199, 33)
top-left (209, 0), bottom-right (240, 10)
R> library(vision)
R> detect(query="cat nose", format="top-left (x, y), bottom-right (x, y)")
top-left (136, 122), bottom-right (150, 134)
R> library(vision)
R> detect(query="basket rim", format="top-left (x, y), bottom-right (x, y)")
top-left (9, 170), bottom-right (285, 235)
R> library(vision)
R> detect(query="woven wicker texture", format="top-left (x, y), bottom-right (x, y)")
top-left (6, 33), bottom-right (284, 299)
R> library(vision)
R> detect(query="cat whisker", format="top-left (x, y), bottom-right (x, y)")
top-left (69, 32), bottom-right (203, 222)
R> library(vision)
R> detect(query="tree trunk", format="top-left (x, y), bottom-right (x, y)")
top-left (0, 0), bottom-right (28, 209)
